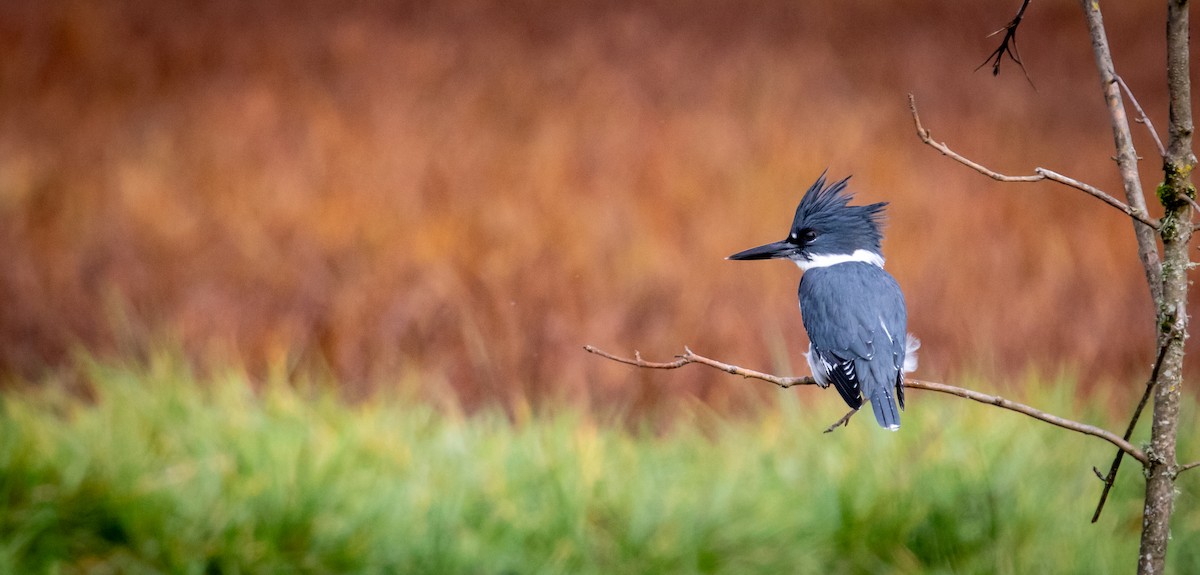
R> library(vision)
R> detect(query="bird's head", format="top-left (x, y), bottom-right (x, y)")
top-left (727, 173), bottom-right (887, 270)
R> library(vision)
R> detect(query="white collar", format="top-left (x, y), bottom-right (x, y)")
top-left (794, 249), bottom-right (885, 271)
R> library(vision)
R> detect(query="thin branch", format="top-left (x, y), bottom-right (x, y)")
top-left (978, 0), bottom-right (1036, 88)
top-left (1079, 0), bottom-right (1164, 310)
top-left (1180, 461), bottom-right (1200, 474)
top-left (904, 379), bottom-right (1147, 464)
top-left (1116, 74), bottom-right (1167, 159)
top-left (584, 345), bottom-right (814, 388)
top-left (909, 94), bottom-right (1160, 230)
top-left (584, 345), bottom-right (1149, 465)
top-left (1092, 341), bottom-right (1171, 522)
top-left (1036, 168), bottom-right (1152, 221)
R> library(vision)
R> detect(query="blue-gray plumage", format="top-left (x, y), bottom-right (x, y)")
top-left (728, 172), bottom-right (918, 430)
top-left (800, 263), bottom-right (907, 428)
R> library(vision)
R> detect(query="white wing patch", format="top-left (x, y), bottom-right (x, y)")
top-left (804, 342), bottom-right (830, 388)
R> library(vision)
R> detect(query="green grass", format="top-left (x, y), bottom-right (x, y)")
top-left (1, 355), bottom-right (1198, 574)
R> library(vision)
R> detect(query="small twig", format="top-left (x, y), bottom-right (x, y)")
top-left (1092, 341), bottom-right (1171, 522)
top-left (823, 409), bottom-right (859, 433)
top-left (909, 95), bottom-right (1161, 230)
top-left (584, 345), bottom-right (1148, 464)
top-left (978, 0), bottom-right (1036, 88)
top-left (1116, 74), bottom-right (1168, 159)
top-left (1179, 461), bottom-right (1200, 474)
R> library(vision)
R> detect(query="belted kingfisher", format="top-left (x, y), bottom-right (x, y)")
top-left (728, 173), bottom-right (918, 430)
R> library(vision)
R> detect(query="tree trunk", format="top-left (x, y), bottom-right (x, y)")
top-left (1137, 2), bottom-right (1194, 573)
top-left (1140, 218), bottom-right (1191, 574)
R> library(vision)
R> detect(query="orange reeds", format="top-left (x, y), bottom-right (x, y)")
top-left (0, 0), bottom-right (1179, 415)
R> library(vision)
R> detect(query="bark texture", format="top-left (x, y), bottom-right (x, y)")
top-left (1137, 1), bottom-right (1194, 573)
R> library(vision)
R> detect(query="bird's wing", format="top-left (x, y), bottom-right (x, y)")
top-left (799, 263), bottom-right (908, 426)
top-left (808, 347), bottom-right (863, 409)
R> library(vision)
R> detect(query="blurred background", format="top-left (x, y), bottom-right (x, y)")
top-left (0, 0), bottom-right (1191, 416)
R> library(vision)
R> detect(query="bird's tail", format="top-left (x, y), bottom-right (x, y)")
top-left (869, 386), bottom-right (901, 431)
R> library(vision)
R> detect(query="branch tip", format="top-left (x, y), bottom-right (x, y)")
top-left (977, 0), bottom-right (1036, 88)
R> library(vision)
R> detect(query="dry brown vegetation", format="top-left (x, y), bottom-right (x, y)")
top-left (0, 0), bottom-right (1189, 414)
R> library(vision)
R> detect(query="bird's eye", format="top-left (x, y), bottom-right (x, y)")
top-left (791, 228), bottom-right (818, 244)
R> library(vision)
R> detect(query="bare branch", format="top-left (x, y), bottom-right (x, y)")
top-left (903, 378), bottom-right (1147, 465)
top-left (1116, 74), bottom-right (1167, 159)
top-left (1035, 168), bottom-right (1157, 223)
top-left (1092, 341), bottom-right (1171, 522)
top-left (908, 99), bottom-right (1039, 183)
top-left (1180, 461), bottom-right (1200, 474)
top-left (909, 95), bottom-right (1159, 229)
top-left (909, 95), bottom-right (1160, 229)
top-left (583, 345), bottom-right (813, 388)
top-left (1078, 0), bottom-right (1163, 311)
top-left (978, 0), bottom-right (1036, 88)
top-left (584, 345), bottom-right (1149, 465)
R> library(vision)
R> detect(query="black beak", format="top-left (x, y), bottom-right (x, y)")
top-left (727, 240), bottom-right (794, 261)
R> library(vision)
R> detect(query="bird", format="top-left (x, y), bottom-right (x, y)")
top-left (727, 172), bottom-right (918, 430)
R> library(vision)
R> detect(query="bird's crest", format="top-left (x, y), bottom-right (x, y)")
top-left (792, 172), bottom-right (887, 252)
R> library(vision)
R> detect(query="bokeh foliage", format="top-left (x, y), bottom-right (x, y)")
top-left (1, 352), bottom-right (1197, 574)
